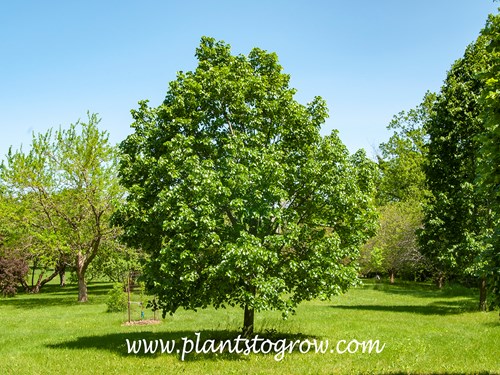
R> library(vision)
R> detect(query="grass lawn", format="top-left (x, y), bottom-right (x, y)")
top-left (1, 279), bottom-right (499, 374)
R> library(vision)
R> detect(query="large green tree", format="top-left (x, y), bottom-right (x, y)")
top-left (1, 114), bottom-right (122, 301)
top-left (477, 13), bottom-right (500, 310)
top-left (419, 31), bottom-right (493, 308)
top-left (115, 37), bottom-right (378, 335)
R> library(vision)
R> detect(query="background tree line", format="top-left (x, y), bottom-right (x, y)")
top-left (361, 12), bottom-right (500, 311)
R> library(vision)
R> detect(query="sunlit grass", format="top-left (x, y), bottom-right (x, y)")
top-left (1, 280), bottom-right (499, 374)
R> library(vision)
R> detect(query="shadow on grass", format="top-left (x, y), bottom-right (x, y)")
top-left (482, 320), bottom-right (500, 328)
top-left (363, 279), bottom-right (478, 300)
top-left (369, 284), bottom-right (437, 299)
top-left (332, 299), bottom-right (478, 315)
top-left (40, 282), bottom-right (112, 296)
top-left (0, 294), bottom-right (79, 309)
top-left (47, 329), bottom-right (318, 361)
top-left (0, 283), bottom-right (112, 309)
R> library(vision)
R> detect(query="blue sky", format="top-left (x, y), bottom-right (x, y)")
top-left (0, 1), bottom-right (498, 159)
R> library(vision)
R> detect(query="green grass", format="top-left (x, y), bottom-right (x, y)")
top-left (1, 280), bottom-right (499, 374)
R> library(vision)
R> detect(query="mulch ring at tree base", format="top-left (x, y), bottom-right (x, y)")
top-left (122, 319), bottom-right (161, 326)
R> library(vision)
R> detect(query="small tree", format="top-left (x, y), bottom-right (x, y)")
top-left (0, 249), bottom-right (29, 297)
top-left (115, 37), bottom-right (378, 335)
top-left (362, 201), bottom-right (426, 283)
top-left (106, 283), bottom-right (127, 312)
top-left (1, 114), bottom-right (122, 302)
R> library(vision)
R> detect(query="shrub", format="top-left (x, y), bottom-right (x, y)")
top-left (0, 250), bottom-right (29, 297)
top-left (106, 283), bottom-right (127, 312)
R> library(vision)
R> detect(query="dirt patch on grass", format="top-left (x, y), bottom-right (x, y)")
top-left (122, 319), bottom-right (161, 326)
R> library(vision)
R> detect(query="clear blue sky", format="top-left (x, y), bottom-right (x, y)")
top-left (1, 1), bottom-right (498, 159)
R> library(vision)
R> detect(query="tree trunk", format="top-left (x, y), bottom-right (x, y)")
top-left (76, 252), bottom-right (88, 302)
top-left (32, 268), bottom-right (59, 293)
top-left (77, 273), bottom-right (88, 302)
top-left (389, 271), bottom-right (395, 284)
top-left (31, 270), bottom-right (44, 293)
top-left (435, 273), bottom-right (445, 289)
top-left (39, 269), bottom-right (59, 289)
top-left (243, 285), bottom-right (256, 337)
top-left (479, 277), bottom-right (487, 312)
top-left (57, 262), bottom-right (66, 287)
top-left (59, 269), bottom-right (66, 287)
top-left (31, 258), bottom-right (38, 289)
top-left (243, 304), bottom-right (255, 337)
top-left (27, 257), bottom-right (64, 293)
top-left (75, 237), bottom-right (101, 302)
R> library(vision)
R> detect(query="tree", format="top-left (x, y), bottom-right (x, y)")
top-left (362, 200), bottom-right (427, 283)
top-left (419, 32), bottom-right (493, 309)
top-left (3, 190), bottom-right (72, 293)
top-left (115, 37), bottom-right (378, 335)
top-left (0, 114), bottom-right (122, 302)
top-left (377, 92), bottom-right (434, 205)
top-left (362, 95), bottom-right (432, 283)
top-left (477, 13), bottom-right (500, 310)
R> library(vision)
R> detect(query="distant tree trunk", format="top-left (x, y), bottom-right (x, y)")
top-left (436, 278), bottom-right (443, 289)
top-left (31, 259), bottom-right (37, 288)
top-left (59, 267), bottom-right (66, 287)
top-left (26, 267), bottom-right (59, 293)
top-left (39, 269), bottom-right (59, 289)
top-left (76, 251), bottom-right (88, 302)
top-left (389, 271), bottom-right (395, 284)
top-left (56, 260), bottom-right (66, 287)
top-left (31, 268), bottom-right (44, 293)
top-left (435, 272), bottom-right (445, 289)
top-left (479, 277), bottom-right (487, 312)
top-left (75, 238), bottom-right (101, 302)
top-left (77, 273), bottom-right (87, 302)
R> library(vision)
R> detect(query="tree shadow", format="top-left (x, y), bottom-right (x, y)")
top-left (482, 320), bottom-right (500, 328)
top-left (0, 294), bottom-right (79, 309)
top-left (369, 284), bottom-right (438, 299)
top-left (0, 282), bottom-right (111, 309)
top-left (331, 299), bottom-right (478, 315)
top-left (86, 283), bottom-right (113, 296)
top-left (40, 282), bottom-right (112, 296)
top-left (47, 329), bottom-right (318, 362)
top-left (363, 279), bottom-right (478, 300)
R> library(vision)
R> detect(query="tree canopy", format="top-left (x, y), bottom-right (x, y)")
top-left (477, 13), bottom-right (500, 309)
top-left (377, 92), bottom-right (434, 205)
top-left (0, 114), bottom-right (122, 301)
top-left (115, 37), bottom-right (378, 334)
